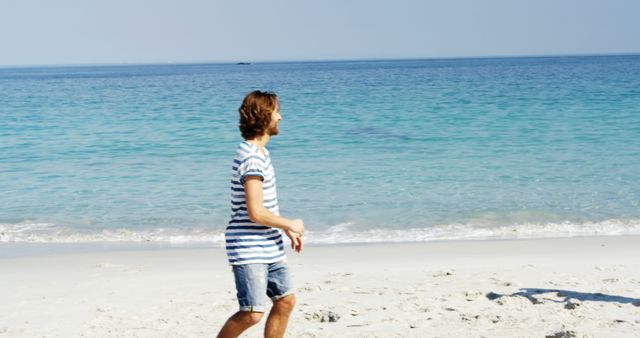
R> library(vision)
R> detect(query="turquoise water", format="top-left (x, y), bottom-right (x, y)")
top-left (1, 55), bottom-right (640, 244)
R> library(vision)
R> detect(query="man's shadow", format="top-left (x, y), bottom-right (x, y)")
top-left (487, 288), bottom-right (640, 306)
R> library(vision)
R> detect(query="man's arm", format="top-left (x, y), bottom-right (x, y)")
top-left (245, 176), bottom-right (304, 252)
top-left (245, 176), bottom-right (304, 235)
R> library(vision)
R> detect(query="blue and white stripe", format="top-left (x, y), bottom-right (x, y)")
top-left (225, 141), bottom-right (284, 265)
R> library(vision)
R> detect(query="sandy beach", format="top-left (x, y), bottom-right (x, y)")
top-left (1, 236), bottom-right (639, 338)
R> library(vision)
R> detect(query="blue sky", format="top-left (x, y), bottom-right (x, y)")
top-left (1, 0), bottom-right (639, 66)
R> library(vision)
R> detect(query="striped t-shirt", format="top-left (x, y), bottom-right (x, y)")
top-left (225, 141), bottom-right (285, 265)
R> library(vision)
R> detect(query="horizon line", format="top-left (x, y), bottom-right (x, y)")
top-left (1, 51), bottom-right (639, 69)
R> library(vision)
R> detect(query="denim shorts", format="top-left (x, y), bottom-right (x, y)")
top-left (232, 259), bottom-right (294, 312)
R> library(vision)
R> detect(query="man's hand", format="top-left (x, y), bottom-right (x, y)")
top-left (285, 229), bottom-right (303, 253)
top-left (287, 219), bottom-right (305, 235)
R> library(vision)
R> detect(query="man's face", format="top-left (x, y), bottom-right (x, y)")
top-left (267, 105), bottom-right (282, 136)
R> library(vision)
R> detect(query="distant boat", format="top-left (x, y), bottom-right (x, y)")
top-left (236, 62), bottom-right (251, 65)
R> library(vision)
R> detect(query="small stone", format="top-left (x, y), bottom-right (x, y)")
top-left (486, 292), bottom-right (500, 300)
top-left (545, 331), bottom-right (578, 338)
top-left (326, 312), bottom-right (340, 322)
top-left (632, 301), bottom-right (640, 307)
top-left (565, 300), bottom-right (581, 310)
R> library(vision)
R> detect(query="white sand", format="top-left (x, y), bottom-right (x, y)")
top-left (1, 236), bottom-right (639, 338)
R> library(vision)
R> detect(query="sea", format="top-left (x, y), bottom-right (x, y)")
top-left (1, 55), bottom-right (640, 249)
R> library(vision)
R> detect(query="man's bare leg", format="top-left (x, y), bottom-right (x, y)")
top-left (264, 294), bottom-right (296, 338)
top-left (217, 311), bottom-right (264, 338)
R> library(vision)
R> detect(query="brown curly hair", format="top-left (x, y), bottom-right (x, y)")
top-left (238, 90), bottom-right (279, 140)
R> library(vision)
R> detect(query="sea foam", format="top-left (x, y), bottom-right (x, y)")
top-left (2, 219), bottom-right (639, 245)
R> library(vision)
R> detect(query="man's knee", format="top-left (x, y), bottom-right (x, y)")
top-left (274, 294), bottom-right (296, 312)
top-left (237, 311), bottom-right (264, 326)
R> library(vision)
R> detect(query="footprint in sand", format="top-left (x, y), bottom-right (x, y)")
top-left (304, 310), bottom-right (340, 323)
top-left (459, 313), bottom-right (480, 322)
top-left (464, 290), bottom-right (483, 301)
top-left (602, 278), bottom-right (620, 283)
top-left (329, 272), bottom-right (353, 278)
top-left (432, 269), bottom-right (454, 277)
top-left (95, 263), bottom-right (125, 269)
top-left (489, 277), bottom-right (518, 287)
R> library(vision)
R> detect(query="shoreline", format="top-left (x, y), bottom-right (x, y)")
top-left (3, 218), bottom-right (640, 254)
top-left (1, 235), bottom-right (639, 337)
top-left (1, 233), bottom-right (639, 259)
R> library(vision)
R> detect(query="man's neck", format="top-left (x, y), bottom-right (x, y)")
top-left (245, 134), bottom-right (270, 153)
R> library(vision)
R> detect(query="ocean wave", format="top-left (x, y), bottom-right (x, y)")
top-left (308, 219), bottom-right (640, 244)
top-left (2, 219), bottom-right (640, 245)
top-left (0, 222), bottom-right (225, 244)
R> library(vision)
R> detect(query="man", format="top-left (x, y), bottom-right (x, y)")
top-left (217, 91), bottom-right (305, 338)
